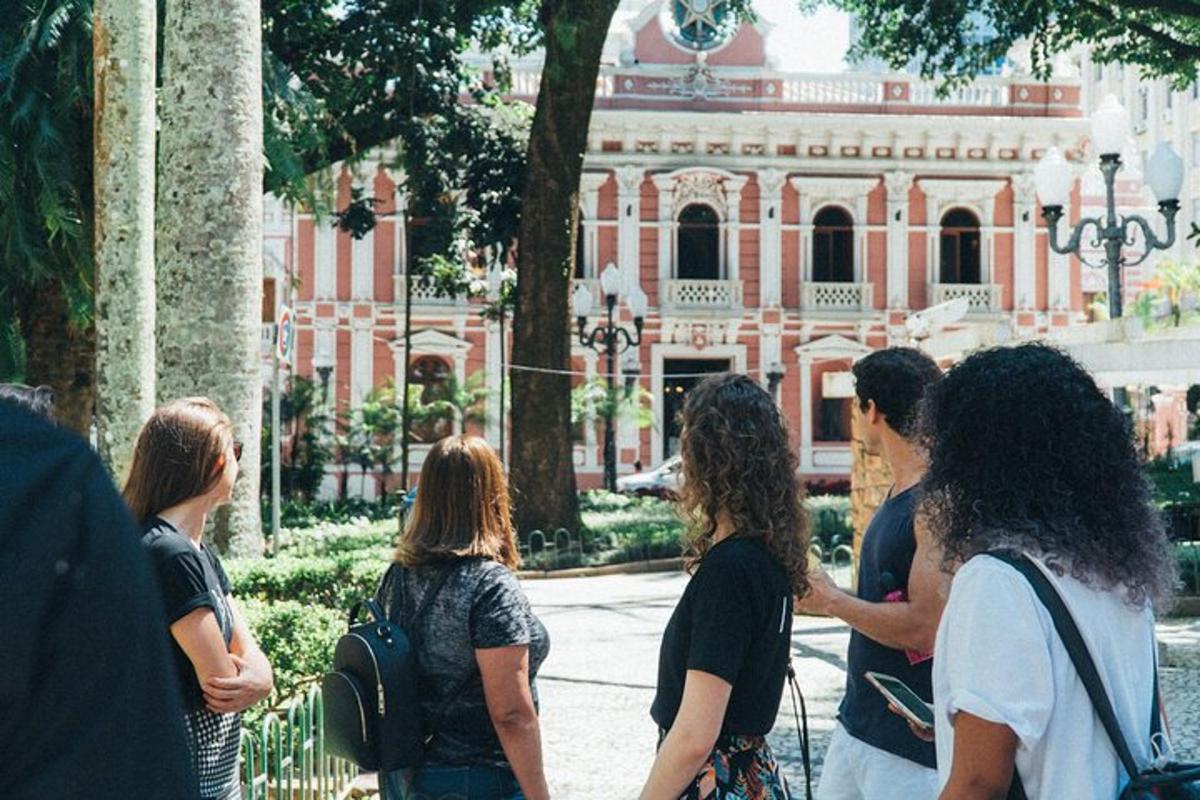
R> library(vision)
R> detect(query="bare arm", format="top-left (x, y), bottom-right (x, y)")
top-left (939, 712), bottom-right (1018, 800)
top-left (201, 596), bottom-right (273, 714)
top-left (170, 607), bottom-right (238, 688)
top-left (639, 670), bottom-right (731, 800)
top-left (477, 645), bottom-right (549, 800)
top-left (795, 519), bottom-right (948, 653)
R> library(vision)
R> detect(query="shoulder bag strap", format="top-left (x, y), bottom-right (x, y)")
top-left (786, 660), bottom-right (813, 800)
top-left (986, 552), bottom-right (1143, 784)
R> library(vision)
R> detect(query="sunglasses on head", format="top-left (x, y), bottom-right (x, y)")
top-left (233, 440), bottom-right (244, 463)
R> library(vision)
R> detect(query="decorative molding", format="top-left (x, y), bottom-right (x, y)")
top-left (917, 178), bottom-right (1007, 225)
top-left (790, 176), bottom-right (881, 219)
top-left (1011, 173), bottom-right (1037, 205)
top-left (393, 328), bottom-right (473, 355)
top-left (794, 333), bottom-right (874, 361)
top-left (884, 171), bottom-right (913, 200)
top-left (758, 167), bottom-right (788, 196)
top-left (615, 165), bottom-right (644, 194)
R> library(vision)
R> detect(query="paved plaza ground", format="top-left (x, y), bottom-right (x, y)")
top-left (522, 571), bottom-right (1200, 799)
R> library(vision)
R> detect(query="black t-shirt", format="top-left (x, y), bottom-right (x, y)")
top-left (651, 537), bottom-right (793, 736)
top-left (0, 404), bottom-right (197, 799)
top-left (838, 487), bottom-right (936, 768)
top-left (141, 518), bottom-right (235, 712)
top-left (377, 558), bottom-right (550, 766)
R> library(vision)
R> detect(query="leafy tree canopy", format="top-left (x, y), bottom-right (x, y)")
top-left (813, 0), bottom-right (1200, 86)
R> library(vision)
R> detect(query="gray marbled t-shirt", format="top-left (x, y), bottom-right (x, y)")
top-left (376, 557), bottom-right (550, 766)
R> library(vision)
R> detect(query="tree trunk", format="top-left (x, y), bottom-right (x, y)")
top-left (18, 282), bottom-right (95, 436)
top-left (157, 0), bottom-right (264, 556)
top-left (509, 0), bottom-right (619, 535)
top-left (93, 0), bottom-right (157, 483)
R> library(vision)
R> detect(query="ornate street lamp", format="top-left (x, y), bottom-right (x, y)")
top-left (312, 341), bottom-right (335, 405)
top-left (1035, 94), bottom-right (1182, 323)
top-left (766, 361), bottom-right (785, 400)
top-left (574, 262), bottom-right (648, 492)
top-left (1035, 94), bottom-right (1182, 412)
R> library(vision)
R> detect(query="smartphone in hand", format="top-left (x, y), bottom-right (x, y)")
top-left (864, 671), bottom-right (934, 731)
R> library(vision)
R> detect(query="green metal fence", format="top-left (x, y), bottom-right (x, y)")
top-left (241, 685), bottom-right (361, 800)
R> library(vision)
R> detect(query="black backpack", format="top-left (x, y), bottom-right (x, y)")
top-left (322, 563), bottom-right (459, 772)
top-left (991, 552), bottom-right (1200, 800)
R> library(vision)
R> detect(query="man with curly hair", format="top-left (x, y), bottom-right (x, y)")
top-left (796, 347), bottom-right (945, 800)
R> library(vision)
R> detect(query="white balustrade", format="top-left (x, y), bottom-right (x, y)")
top-left (661, 279), bottom-right (743, 311)
top-left (801, 282), bottom-right (874, 312)
top-left (928, 282), bottom-right (1002, 312)
top-left (910, 81), bottom-right (1008, 107)
top-left (394, 275), bottom-right (464, 306)
top-left (779, 77), bottom-right (882, 104)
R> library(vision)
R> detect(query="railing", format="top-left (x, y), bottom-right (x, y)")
top-left (779, 77), bottom-right (882, 104)
top-left (394, 275), bottom-right (465, 306)
top-left (241, 685), bottom-right (360, 800)
top-left (910, 81), bottom-right (1008, 107)
top-left (661, 279), bottom-right (743, 312)
top-left (801, 281), bottom-right (874, 312)
top-left (928, 282), bottom-right (1002, 313)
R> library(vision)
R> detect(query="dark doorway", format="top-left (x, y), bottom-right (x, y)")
top-left (939, 208), bottom-right (981, 284)
top-left (662, 358), bottom-right (731, 459)
top-left (812, 206), bottom-right (854, 282)
top-left (676, 204), bottom-right (721, 280)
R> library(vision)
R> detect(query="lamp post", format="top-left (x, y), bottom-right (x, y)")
top-left (766, 361), bottom-right (785, 400)
top-left (574, 262), bottom-right (648, 492)
top-left (313, 344), bottom-right (335, 406)
top-left (1035, 94), bottom-right (1182, 411)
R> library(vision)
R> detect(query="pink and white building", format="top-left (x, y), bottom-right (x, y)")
top-left (264, 0), bottom-right (1096, 495)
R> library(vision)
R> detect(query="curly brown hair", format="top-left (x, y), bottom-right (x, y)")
top-left (677, 373), bottom-right (811, 596)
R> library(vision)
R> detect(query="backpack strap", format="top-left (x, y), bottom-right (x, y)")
top-left (985, 552), bottom-right (1143, 788)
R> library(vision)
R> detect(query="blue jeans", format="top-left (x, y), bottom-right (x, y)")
top-left (383, 764), bottom-right (524, 800)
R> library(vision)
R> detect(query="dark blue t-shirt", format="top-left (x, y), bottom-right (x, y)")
top-left (838, 487), bottom-right (936, 769)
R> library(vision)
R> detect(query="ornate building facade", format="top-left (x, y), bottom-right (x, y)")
top-left (265, 0), bottom-right (1091, 495)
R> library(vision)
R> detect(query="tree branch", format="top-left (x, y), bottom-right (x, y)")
top-left (1116, 0), bottom-right (1200, 21)
top-left (1082, 0), bottom-right (1200, 63)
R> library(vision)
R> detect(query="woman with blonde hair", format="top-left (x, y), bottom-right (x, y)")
top-left (641, 373), bottom-right (811, 800)
top-left (376, 434), bottom-right (550, 800)
top-left (125, 398), bottom-right (274, 800)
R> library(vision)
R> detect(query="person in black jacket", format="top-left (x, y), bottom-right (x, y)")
top-left (641, 373), bottom-right (812, 800)
top-left (0, 402), bottom-right (197, 799)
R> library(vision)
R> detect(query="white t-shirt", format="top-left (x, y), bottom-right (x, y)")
top-left (932, 554), bottom-right (1157, 799)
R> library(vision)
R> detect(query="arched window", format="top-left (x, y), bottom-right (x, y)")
top-left (676, 203), bottom-right (720, 280)
top-left (574, 218), bottom-right (586, 279)
top-left (939, 208), bottom-right (981, 284)
top-left (410, 355), bottom-right (452, 442)
top-left (812, 206), bottom-right (854, 282)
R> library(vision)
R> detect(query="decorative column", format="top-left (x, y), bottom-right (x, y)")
top-left (1012, 173), bottom-right (1037, 310)
top-left (758, 169), bottom-right (787, 306)
top-left (797, 348), bottom-right (814, 471)
top-left (1048, 249), bottom-right (1071, 312)
top-left (315, 209), bottom-right (336, 300)
top-left (484, 318), bottom-right (503, 448)
top-left (854, 192), bottom-right (869, 283)
top-left (724, 176), bottom-right (749, 282)
top-left (350, 317), bottom-right (373, 408)
top-left (884, 171), bottom-right (912, 309)
top-left (616, 166), bottom-right (643, 279)
top-left (351, 173), bottom-right (375, 300)
top-left (652, 174), bottom-right (675, 287)
top-left (580, 172), bottom-right (609, 278)
top-left (760, 324), bottom-right (782, 390)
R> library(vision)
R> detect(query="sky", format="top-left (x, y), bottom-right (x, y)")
top-left (749, 0), bottom-right (851, 73)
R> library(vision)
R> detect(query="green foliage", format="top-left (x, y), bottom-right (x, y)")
top-left (571, 378), bottom-right (656, 434)
top-left (239, 597), bottom-right (344, 728)
top-left (0, 0), bottom-right (95, 338)
top-left (807, 494), bottom-right (853, 551)
top-left (819, 0), bottom-right (1200, 87)
top-left (1148, 457), bottom-right (1200, 508)
top-left (1178, 543), bottom-right (1200, 595)
top-left (227, 551), bottom-right (390, 610)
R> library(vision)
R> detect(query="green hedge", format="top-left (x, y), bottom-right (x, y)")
top-left (226, 552), bottom-right (391, 610)
top-left (807, 494), bottom-right (853, 551)
top-left (240, 598), bottom-right (344, 728)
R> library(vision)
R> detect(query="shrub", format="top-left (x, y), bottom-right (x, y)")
top-left (226, 552), bottom-right (390, 610)
top-left (277, 517), bottom-right (396, 557)
top-left (1178, 543), bottom-right (1200, 595)
top-left (239, 598), bottom-right (344, 729)
top-left (807, 494), bottom-right (853, 551)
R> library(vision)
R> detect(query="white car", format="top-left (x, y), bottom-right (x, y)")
top-left (616, 456), bottom-right (683, 498)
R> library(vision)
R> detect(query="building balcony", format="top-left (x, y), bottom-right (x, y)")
top-left (394, 275), bottom-right (467, 307)
top-left (928, 282), bottom-right (1002, 313)
top-left (801, 281), bottom-right (874, 314)
top-left (661, 279), bottom-right (744, 313)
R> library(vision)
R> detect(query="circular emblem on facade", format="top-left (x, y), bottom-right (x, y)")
top-left (671, 0), bottom-right (732, 51)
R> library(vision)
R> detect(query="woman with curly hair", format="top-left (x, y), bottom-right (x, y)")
top-left (640, 373), bottom-right (810, 800)
top-left (915, 344), bottom-right (1175, 799)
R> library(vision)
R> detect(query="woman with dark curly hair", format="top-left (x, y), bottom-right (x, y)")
top-left (915, 344), bottom-right (1174, 800)
top-left (640, 373), bottom-right (810, 800)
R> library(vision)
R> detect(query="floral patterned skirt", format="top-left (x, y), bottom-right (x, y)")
top-left (679, 734), bottom-right (792, 800)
